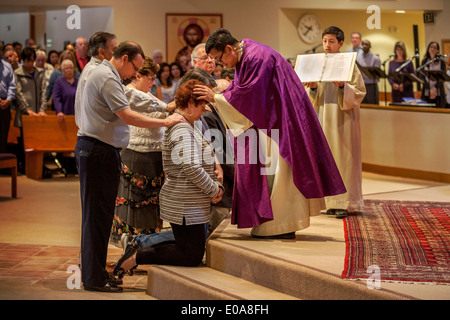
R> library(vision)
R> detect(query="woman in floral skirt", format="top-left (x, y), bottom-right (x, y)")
top-left (112, 57), bottom-right (175, 244)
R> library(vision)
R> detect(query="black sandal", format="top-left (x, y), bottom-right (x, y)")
top-left (113, 241), bottom-right (139, 278)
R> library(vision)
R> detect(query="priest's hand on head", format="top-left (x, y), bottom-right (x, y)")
top-left (194, 84), bottom-right (215, 102)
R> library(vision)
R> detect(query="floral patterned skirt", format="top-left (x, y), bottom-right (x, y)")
top-left (111, 149), bottom-right (164, 242)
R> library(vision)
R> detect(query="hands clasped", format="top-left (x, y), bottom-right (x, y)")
top-left (211, 187), bottom-right (224, 204)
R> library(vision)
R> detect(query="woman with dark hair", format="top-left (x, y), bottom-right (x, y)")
top-left (418, 41), bottom-right (447, 108)
top-left (157, 62), bottom-right (177, 103)
top-left (114, 79), bottom-right (223, 276)
top-left (14, 47), bottom-right (47, 118)
top-left (47, 50), bottom-right (60, 68)
top-left (388, 41), bottom-right (416, 103)
top-left (170, 61), bottom-right (184, 89)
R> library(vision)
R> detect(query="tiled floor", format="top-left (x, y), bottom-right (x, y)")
top-left (0, 241), bottom-right (151, 300)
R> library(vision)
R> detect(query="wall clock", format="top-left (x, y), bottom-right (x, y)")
top-left (297, 14), bottom-right (322, 44)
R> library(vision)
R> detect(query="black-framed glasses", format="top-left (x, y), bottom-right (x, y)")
top-left (214, 49), bottom-right (225, 64)
top-left (129, 59), bottom-right (139, 72)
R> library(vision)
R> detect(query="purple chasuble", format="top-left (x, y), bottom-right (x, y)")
top-left (222, 39), bottom-right (346, 228)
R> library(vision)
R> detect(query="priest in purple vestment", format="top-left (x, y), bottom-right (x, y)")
top-left (195, 29), bottom-right (345, 238)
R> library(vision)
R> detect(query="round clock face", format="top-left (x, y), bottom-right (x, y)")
top-left (297, 14), bottom-right (322, 44)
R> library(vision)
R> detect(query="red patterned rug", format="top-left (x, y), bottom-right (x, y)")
top-left (342, 200), bottom-right (450, 285)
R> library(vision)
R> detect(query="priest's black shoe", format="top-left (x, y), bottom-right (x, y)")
top-left (335, 210), bottom-right (348, 219)
top-left (251, 232), bottom-right (296, 239)
top-left (84, 283), bottom-right (123, 293)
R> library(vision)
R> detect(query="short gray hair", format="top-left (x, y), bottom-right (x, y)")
top-left (61, 59), bottom-right (74, 69)
top-left (35, 50), bottom-right (46, 57)
top-left (191, 43), bottom-right (206, 66)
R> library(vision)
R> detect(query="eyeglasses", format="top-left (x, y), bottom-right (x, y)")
top-left (138, 72), bottom-right (157, 82)
top-left (196, 55), bottom-right (215, 62)
top-left (214, 49), bottom-right (225, 64)
top-left (129, 59), bottom-right (139, 72)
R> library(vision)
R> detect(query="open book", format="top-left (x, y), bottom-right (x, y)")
top-left (294, 52), bottom-right (357, 82)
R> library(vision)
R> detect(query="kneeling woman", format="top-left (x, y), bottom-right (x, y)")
top-left (114, 80), bottom-right (223, 275)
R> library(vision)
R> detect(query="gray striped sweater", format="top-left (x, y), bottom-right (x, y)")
top-left (160, 121), bottom-right (222, 225)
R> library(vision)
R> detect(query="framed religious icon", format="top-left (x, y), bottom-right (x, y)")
top-left (166, 13), bottom-right (222, 72)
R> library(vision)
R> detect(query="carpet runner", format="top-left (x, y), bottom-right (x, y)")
top-left (342, 200), bottom-right (450, 285)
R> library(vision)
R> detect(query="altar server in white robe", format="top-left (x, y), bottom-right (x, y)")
top-left (304, 26), bottom-right (366, 218)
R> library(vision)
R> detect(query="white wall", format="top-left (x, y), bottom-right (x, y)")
top-left (361, 107), bottom-right (450, 174)
top-left (45, 7), bottom-right (114, 51)
top-left (0, 12), bottom-right (30, 46)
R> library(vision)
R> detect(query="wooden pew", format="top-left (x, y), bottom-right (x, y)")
top-left (7, 117), bottom-right (21, 145)
top-left (378, 91), bottom-right (421, 105)
top-left (22, 115), bottom-right (78, 179)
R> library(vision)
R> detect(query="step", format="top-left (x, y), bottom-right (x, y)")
top-left (205, 219), bottom-right (409, 300)
top-left (146, 264), bottom-right (300, 300)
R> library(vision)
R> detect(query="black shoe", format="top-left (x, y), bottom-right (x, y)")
top-left (335, 210), bottom-right (348, 219)
top-left (252, 232), bottom-right (296, 239)
top-left (108, 275), bottom-right (123, 286)
top-left (325, 209), bottom-right (337, 215)
top-left (84, 283), bottom-right (123, 293)
top-left (113, 241), bottom-right (138, 279)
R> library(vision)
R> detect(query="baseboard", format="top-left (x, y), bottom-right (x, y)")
top-left (362, 163), bottom-right (450, 183)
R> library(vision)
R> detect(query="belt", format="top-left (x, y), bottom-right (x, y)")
top-left (77, 136), bottom-right (122, 152)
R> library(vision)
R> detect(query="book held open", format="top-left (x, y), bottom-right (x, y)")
top-left (294, 52), bottom-right (357, 83)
